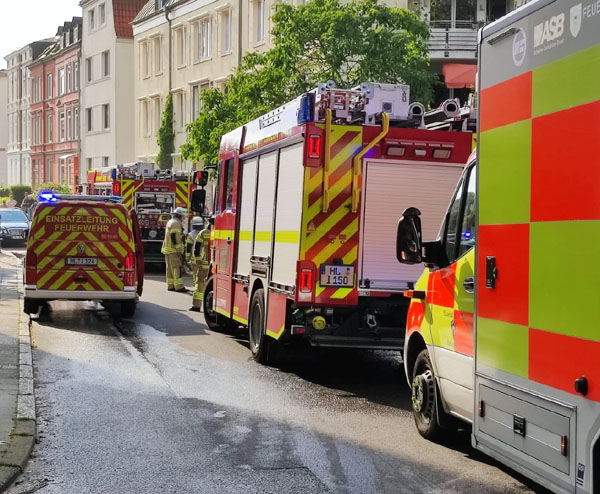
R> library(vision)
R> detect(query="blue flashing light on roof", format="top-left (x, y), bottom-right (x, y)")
top-left (462, 230), bottom-right (473, 240)
top-left (110, 169), bottom-right (117, 180)
top-left (297, 93), bottom-right (314, 125)
top-left (39, 192), bottom-right (58, 203)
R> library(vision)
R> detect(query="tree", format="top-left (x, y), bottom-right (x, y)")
top-left (181, 0), bottom-right (435, 167)
top-left (33, 182), bottom-right (71, 200)
top-left (157, 91), bottom-right (175, 170)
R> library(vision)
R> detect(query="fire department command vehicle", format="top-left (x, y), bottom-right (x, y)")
top-left (23, 194), bottom-right (145, 317)
top-left (397, 1), bottom-right (600, 493)
top-left (87, 162), bottom-right (203, 264)
top-left (206, 80), bottom-right (474, 363)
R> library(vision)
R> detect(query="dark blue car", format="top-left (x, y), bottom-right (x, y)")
top-left (0, 209), bottom-right (30, 245)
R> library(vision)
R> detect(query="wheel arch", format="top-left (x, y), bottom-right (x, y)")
top-left (404, 331), bottom-right (427, 386)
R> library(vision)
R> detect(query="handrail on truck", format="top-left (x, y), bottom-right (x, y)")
top-left (322, 108), bottom-right (333, 213)
top-left (351, 112), bottom-right (389, 213)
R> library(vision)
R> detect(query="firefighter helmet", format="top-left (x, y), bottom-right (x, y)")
top-left (172, 207), bottom-right (188, 217)
top-left (191, 216), bottom-right (204, 228)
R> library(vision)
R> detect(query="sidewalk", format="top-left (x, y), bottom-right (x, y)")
top-left (0, 253), bottom-right (36, 491)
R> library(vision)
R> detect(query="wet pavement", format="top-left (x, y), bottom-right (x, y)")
top-left (2, 257), bottom-right (548, 494)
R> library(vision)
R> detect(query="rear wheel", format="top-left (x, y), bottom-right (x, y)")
top-left (23, 298), bottom-right (40, 315)
top-left (411, 349), bottom-right (443, 440)
top-left (120, 300), bottom-right (136, 318)
top-left (248, 288), bottom-right (275, 365)
top-left (203, 278), bottom-right (223, 331)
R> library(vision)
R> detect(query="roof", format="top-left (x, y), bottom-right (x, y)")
top-left (113, 0), bottom-right (149, 38)
top-left (132, 0), bottom-right (187, 25)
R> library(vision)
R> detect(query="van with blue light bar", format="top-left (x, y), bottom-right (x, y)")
top-left (23, 194), bottom-right (145, 317)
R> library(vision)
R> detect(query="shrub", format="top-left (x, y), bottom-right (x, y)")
top-left (33, 182), bottom-right (72, 200)
top-left (10, 185), bottom-right (33, 206)
top-left (0, 187), bottom-right (10, 198)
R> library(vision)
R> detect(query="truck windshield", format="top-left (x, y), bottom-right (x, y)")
top-left (136, 193), bottom-right (174, 214)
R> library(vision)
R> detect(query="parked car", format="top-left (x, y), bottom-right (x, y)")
top-left (0, 208), bottom-right (30, 246)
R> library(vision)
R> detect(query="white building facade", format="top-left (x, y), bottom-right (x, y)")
top-left (0, 70), bottom-right (7, 186)
top-left (4, 41), bottom-right (53, 186)
top-left (79, 0), bottom-right (148, 187)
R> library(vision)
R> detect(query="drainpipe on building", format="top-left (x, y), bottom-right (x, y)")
top-left (238, 0), bottom-right (243, 66)
top-left (165, 4), bottom-right (173, 91)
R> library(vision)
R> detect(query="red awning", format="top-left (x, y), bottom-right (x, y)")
top-left (442, 63), bottom-right (477, 89)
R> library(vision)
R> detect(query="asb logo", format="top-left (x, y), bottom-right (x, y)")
top-left (533, 13), bottom-right (565, 48)
top-left (570, 3), bottom-right (582, 38)
top-left (512, 28), bottom-right (527, 66)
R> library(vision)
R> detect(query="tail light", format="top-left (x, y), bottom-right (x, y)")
top-left (25, 251), bottom-right (37, 270)
top-left (125, 252), bottom-right (135, 271)
top-left (300, 269), bottom-right (313, 293)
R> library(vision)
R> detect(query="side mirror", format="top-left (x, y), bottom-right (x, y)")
top-left (396, 207), bottom-right (423, 264)
top-left (191, 189), bottom-right (206, 214)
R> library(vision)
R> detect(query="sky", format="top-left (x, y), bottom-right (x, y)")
top-left (0, 0), bottom-right (82, 68)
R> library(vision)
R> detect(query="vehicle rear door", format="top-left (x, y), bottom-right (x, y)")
top-left (130, 209), bottom-right (144, 296)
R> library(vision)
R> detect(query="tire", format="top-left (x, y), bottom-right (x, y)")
top-left (23, 297), bottom-right (40, 315)
top-left (203, 278), bottom-right (222, 330)
top-left (411, 349), bottom-right (444, 440)
top-left (248, 288), bottom-right (274, 364)
top-left (120, 300), bottom-right (136, 318)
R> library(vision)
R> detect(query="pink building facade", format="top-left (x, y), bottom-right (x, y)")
top-left (30, 18), bottom-right (82, 191)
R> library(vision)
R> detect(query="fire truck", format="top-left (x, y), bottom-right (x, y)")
top-left (396, 1), bottom-right (600, 493)
top-left (206, 81), bottom-right (474, 363)
top-left (87, 162), bottom-right (204, 264)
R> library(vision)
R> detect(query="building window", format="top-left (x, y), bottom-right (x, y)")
top-left (46, 73), bottom-right (53, 98)
top-left (38, 116), bottom-right (42, 144)
top-left (87, 158), bottom-right (92, 172)
top-left (99, 3), bottom-right (106, 25)
top-left (254, 0), bottom-right (266, 44)
top-left (46, 114), bottom-right (53, 143)
top-left (89, 8), bottom-right (95, 30)
top-left (74, 62), bottom-right (79, 90)
top-left (153, 36), bottom-right (162, 74)
top-left (175, 27), bottom-right (185, 67)
top-left (59, 111), bottom-right (65, 142)
top-left (175, 92), bottom-right (185, 130)
top-left (86, 107), bottom-right (93, 132)
top-left (66, 64), bottom-right (72, 92)
top-left (102, 51), bottom-right (110, 77)
top-left (141, 100), bottom-right (149, 137)
top-left (74, 107), bottom-right (79, 139)
top-left (86, 57), bottom-right (93, 82)
top-left (31, 79), bottom-right (37, 103)
top-left (221, 9), bottom-right (231, 55)
top-left (102, 104), bottom-right (110, 130)
top-left (153, 98), bottom-right (161, 135)
top-left (194, 17), bottom-right (211, 61)
top-left (141, 41), bottom-right (150, 78)
top-left (46, 158), bottom-right (52, 181)
top-left (58, 68), bottom-right (65, 95)
top-left (103, 156), bottom-right (109, 167)
top-left (37, 76), bottom-right (42, 101)
top-left (66, 108), bottom-right (72, 141)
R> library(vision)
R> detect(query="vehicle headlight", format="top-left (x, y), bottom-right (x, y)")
top-left (0, 227), bottom-right (8, 234)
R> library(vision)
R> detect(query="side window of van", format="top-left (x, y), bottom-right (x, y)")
top-left (458, 165), bottom-right (477, 257)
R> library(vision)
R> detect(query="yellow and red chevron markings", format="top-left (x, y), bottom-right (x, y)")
top-left (28, 204), bottom-right (134, 292)
top-left (301, 125), bottom-right (363, 305)
top-left (120, 180), bottom-right (136, 209)
top-left (175, 182), bottom-right (190, 207)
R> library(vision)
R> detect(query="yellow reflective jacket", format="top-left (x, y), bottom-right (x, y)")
top-left (161, 218), bottom-right (184, 255)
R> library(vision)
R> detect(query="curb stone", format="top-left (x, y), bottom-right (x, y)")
top-left (0, 253), bottom-right (36, 492)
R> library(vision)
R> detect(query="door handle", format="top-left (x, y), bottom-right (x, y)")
top-left (463, 277), bottom-right (474, 293)
top-left (226, 237), bottom-right (232, 245)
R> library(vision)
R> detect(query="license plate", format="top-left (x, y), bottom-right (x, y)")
top-left (9, 230), bottom-right (23, 236)
top-left (12, 235), bottom-right (23, 239)
top-left (320, 264), bottom-right (354, 287)
top-left (65, 257), bottom-right (98, 266)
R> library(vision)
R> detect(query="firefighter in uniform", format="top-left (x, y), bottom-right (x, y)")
top-left (189, 220), bottom-right (211, 312)
top-left (161, 207), bottom-right (189, 292)
top-left (185, 217), bottom-right (204, 311)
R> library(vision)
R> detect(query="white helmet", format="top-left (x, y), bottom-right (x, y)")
top-left (191, 216), bottom-right (204, 227)
top-left (173, 207), bottom-right (188, 217)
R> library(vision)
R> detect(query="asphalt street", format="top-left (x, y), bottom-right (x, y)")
top-left (3, 247), bottom-right (548, 494)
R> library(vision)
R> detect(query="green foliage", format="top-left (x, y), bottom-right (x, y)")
top-left (157, 91), bottom-right (175, 170)
top-left (33, 182), bottom-right (71, 199)
top-left (181, 0), bottom-right (434, 167)
top-left (10, 185), bottom-right (33, 205)
top-left (0, 187), bottom-right (10, 198)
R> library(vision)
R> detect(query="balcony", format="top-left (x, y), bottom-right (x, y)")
top-left (427, 21), bottom-right (479, 62)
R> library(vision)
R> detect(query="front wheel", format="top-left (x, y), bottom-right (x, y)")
top-left (23, 298), bottom-right (40, 315)
top-left (411, 349), bottom-right (443, 440)
top-left (203, 278), bottom-right (223, 330)
top-left (248, 288), bottom-right (275, 365)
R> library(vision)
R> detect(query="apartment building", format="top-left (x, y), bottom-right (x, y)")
top-left (132, 0), bottom-right (279, 169)
top-left (79, 0), bottom-right (148, 188)
top-left (0, 71), bottom-right (7, 186)
top-left (4, 40), bottom-right (55, 186)
top-left (30, 18), bottom-right (82, 191)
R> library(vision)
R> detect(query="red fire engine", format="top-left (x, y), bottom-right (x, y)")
top-left (87, 162), bottom-right (203, 264)
top-left (206, 82), bottom-right (474, 363)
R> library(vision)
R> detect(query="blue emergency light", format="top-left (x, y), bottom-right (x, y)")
top-left (297, 94), bottom-right (314, 124)
top-left (462, 230), bottom-right (473, 240)
top-left (39, 192), bottom-right (58, 202)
